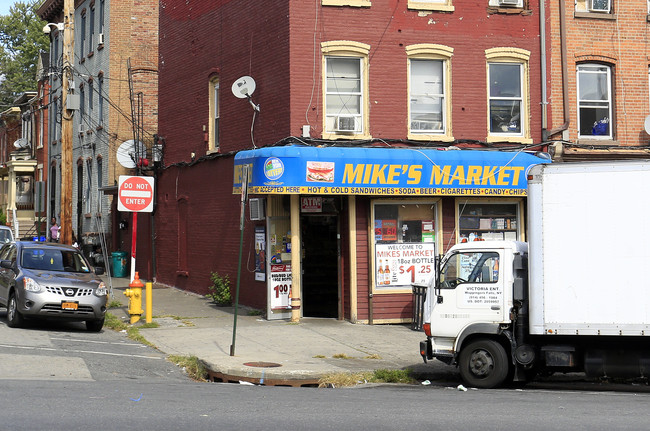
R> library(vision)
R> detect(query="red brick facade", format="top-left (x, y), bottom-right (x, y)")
top-left (156, 1), bottom-right (545, 320)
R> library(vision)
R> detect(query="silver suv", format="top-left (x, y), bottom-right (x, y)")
top-left (0, 241), bottom-right (107, 331)
top-left (0, 226), bottom-right (14, 243)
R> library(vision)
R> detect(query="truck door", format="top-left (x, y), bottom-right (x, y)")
top-left (431, 250), bottom-right (505, 338)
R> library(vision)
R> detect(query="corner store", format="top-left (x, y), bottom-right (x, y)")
top-left (233, 146), bottom-right (548, 323)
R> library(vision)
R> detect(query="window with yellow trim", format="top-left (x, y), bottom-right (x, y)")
top-left (485, 48), bottom-right (531, 143)
top-left (208, 77), bottom-right (219, 151)
top-left (408, 0), bottom-right (454, 12)
top-left (322, 0), bottom-right (371, 7)
top-left (322, 41), bottom-right (370, 138)
top-left (406, 44), bottom-right (453, 141)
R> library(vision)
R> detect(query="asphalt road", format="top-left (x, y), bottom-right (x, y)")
top-left (0, 309), bottom-right (188, 382)
top-left (0, 309), bottom-right (649, 430)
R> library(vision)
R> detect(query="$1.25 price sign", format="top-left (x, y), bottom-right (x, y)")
top-left (375, 243), bottom-right (436, 287)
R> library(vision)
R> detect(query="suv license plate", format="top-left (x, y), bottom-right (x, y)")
top-left (61, 302), bottom-right (78, 310)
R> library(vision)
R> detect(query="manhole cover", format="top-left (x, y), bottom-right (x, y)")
top-left (243, 361), bottom-right (282, 368)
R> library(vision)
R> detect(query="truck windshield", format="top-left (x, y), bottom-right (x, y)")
top-left (439, 251), bottom-right (499, 289)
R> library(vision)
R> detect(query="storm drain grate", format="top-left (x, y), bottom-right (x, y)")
top-left (207, 369), bottom-right (320, 388)
top-left (243, 361), bottom-right (282, 368)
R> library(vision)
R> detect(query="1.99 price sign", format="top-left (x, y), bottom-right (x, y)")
top-left (375, 243), bottom-right (436, 287)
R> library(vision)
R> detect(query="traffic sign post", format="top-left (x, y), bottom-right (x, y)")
top-left (118, 176), bottom-right (155, 283)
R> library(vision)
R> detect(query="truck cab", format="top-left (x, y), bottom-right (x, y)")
top-left (421, 241), bottom-right (528, 388)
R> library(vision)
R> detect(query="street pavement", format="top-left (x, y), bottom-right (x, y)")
top-left (104, 275), bottom-right (456, 386)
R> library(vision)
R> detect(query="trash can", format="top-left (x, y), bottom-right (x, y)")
top-left (411, 283), bottom-right (428, 331)
top-left (111, 251), bottom-right (128, 277)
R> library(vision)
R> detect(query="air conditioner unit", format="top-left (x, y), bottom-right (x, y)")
top-left (97, 33), bottom-right (104, 45)
top-left (589, 0), bottom-right (610, 12)
top-left (78, 124), bottom-right (84, 134)
top-left (497, 0), bottom-right (521, 6)
top-left (336, 116), bottom-right (357, 132)
top-left (249, 198), bottom-right (265, 221)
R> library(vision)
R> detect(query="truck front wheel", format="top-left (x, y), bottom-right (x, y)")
top-left (459, 339), bottom-right (510, 389)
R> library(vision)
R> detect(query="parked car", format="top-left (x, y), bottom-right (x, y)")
top-left (0, 226), bottom-right (14, 243)
top-left (0, 241), bottom-right (107, 331)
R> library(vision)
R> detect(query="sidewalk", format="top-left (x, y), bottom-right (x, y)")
top-left (104, 276), bottom-right (456, 386)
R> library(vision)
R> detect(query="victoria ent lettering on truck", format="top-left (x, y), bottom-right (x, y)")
top-left (419, 161), bottom-right (650, 388)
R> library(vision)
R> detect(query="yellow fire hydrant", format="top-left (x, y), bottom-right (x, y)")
top-left (124, 272), bottom-right (144, 324)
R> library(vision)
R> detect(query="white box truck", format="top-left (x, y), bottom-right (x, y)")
top-left (419, 160), bottom-right (650, 388)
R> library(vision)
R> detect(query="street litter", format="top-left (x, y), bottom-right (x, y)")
top-left (239, 380), bottom-right (255, 385)
top-left (457, 384), bottom-right (467, 391)
top-left (421, 380), bottom-right (431, 385)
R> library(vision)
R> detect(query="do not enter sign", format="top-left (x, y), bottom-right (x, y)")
top-left (118, 175), bottom-right (155, 212)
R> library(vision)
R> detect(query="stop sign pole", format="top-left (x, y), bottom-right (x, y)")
top-left (118, 176), bottom-right (155, 281)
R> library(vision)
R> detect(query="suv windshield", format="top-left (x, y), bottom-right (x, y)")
top-left (21, 248), bottom-right (91, 273)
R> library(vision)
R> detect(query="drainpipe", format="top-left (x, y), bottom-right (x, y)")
top-left (546, 0), bottom-right (570, 139)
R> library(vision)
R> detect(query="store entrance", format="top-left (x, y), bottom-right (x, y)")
top-left (301, 214), bottom-right (339, 318)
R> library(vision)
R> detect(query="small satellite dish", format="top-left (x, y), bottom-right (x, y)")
top-left (116, 139), bottom-right (146, 168)
top-left (644, 115), bottom-right (650, 135)
top-left (13, 138), bottom-right (29, 149)
top-left (231, 76), bottom-right (256, 99)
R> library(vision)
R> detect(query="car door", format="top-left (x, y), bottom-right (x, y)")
top-left (429, 249), bottom-right (505, 339)
top-left (0, 243), bottom-right (16, 305)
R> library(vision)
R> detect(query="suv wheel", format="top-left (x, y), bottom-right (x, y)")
top-left (7, 292), bottom-right (24, 328)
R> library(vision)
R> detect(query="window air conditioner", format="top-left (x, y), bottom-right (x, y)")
top-left (497, 0), bottom-right (522, 6)
top-left (589, 0), bottom-right (610, 12)
top-left (98, 33), bottom-right (104, 45)
top-left (249, 198), bottom-right (265, 221)
top-left (336, 116), bottom-right (357, 132)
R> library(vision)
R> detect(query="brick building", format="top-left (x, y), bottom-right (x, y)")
top-left (38, 0), bottom-right (158, 269)
top-left (156, 0), bottom-right (549, 323)
top-left (547, 0), bottom-right (650, 160)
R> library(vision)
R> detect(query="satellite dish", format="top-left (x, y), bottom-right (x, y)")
top-left (644, 115), bottom-right (650, 135)
top-left (13, 138), bottom-right (29, 149)
top-left (116, 140), bottom-right (146, 168)
top-left (231, 76), bottom-right (256, 99)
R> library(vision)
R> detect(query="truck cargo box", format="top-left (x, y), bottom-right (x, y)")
top-left (527, 161), bottom-right (650, 336)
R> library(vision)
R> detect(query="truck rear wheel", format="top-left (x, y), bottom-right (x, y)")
top-left (459, 339), bottom-right (510, 389)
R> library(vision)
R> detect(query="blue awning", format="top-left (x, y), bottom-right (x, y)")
top-left (233, 145), bottom-right (549, 196)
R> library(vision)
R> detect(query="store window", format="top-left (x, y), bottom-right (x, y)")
top-left (457, 202), bottom-right (520, 242)
top-left (373, 201), bottom-right (438, 291)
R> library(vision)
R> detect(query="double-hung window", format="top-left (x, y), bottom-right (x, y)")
top-left (209, 77), bottom-right (220, 151)
top-left (488, 63), bottom-right (523, 135)
top-left (407, 44), bottom-right (453, 141)
top-left (485, 48), bottom-right (531, 143)
top-left (322, 41), bottom-right (370, 138)
top-left (326, 57), bottom-right (362, 133)
top-left (408, 0), bottom-right (455, 12)
top-left (577, 64), bottom-right (612, 138)
top-left (410, 60), bottom-right (445, 134)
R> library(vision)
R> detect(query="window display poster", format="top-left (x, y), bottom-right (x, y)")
top-left (375, 243), bottom-right (436, 288)
top-left (270, 264), bottom-right (292, 310)
top-left (375, 219), bottom-right (397, 242)
top-left (255, 226), bottom-right (266, 281)
top-left (422, 220), bottom-right (435, 243)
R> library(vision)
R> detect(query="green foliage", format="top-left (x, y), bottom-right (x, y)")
top-left (0, 0), bottom-right (49, 107)
top-left (0, 209), bottom-right (6, 226)
top-left (206, 272), bottom-right (232, 306)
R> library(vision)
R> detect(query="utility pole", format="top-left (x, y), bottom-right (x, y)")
top-left (60, 0), bottom-right (74, 245)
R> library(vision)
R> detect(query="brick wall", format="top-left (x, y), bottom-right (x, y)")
top-left (548, 0), bottom-right (650, 145)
